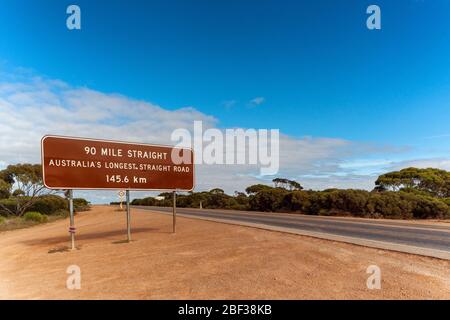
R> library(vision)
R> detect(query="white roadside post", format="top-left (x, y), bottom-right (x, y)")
top-left (126, 190), bottom-right (131, 242)
top-left (173, 191), bottom-right (176, 233)
top-left (118, 190), bottom-right (125, 210)
top-left (68, 189), bottom-right (76, 250)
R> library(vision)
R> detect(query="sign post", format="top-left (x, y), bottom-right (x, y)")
top-left (172, 191), bottom-right (176, 233)
top-left (126, 190), bottom-right (131, 241)
top-left (41, 135), bottom-right (194, 246)
top-left (68, 189), bottom-right (76, 250)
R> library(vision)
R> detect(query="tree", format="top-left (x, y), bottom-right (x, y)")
top-left (245, 184), bottom-right (273, 195)
top-left (372, 185), bottom-right (386, 193)
top-left (158, 192), bottom-right (173, 199)
top-left (12, 189), bottom-right (25, 197)
top-left (189, 191), bottom-right (209, 208)
top-left (375, 167), bottom-right (450, 198)
top-left (0, 170), bottom-right (14, 184)
top-left (209, 188), bottom-right (225, 195)
top-left (207, 189), bottom-right (228, 208)
top-left (0, 164), bottom-right (54, 216)
top-left (0, 170), bottom-right (13, 199)
top-left (249, 188), bottom-right (288, 212)
top-left (272, 178), bottom-right (287, 189)
top-left (288, 180), bottom-right (303, 191)
top-left (272, 178), bottom-right (303, 191)
top-left (0, 179), bottom-right (11, 199)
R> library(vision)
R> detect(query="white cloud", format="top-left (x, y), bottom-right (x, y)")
top-left (0, 76), bottom-right (217, 167)
top-left (387, 158), bottom-right (450, 172)
top-left (222, 100), bottom-right (237, 109)
top-left (1, 71), bottom-right (448, 203)
top-left (249, 96), bottom-right (265, 106)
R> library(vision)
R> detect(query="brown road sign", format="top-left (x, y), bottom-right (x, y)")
top-left (41, 135), bottom-right (194, 191)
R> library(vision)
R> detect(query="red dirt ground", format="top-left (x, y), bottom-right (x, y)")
top-left (0, 205), bottom-right (449, 299)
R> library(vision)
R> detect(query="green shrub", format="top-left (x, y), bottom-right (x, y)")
top-left (0, 179), bottom-right (10, 199)
top-left (73, 198), bottom-right (89, 206)
top-left (73, 198), bottom-right (90, 212)
top-left (131, 196), bottom-right (156, 206)
top-left (28, 195), bottom-right (68, 215)
top-left (248, 188), bottom-right (450, 219)
top-left (282, 191), bottom-right (312, 213)
top-left (442, 198), bottom-right (450, 207)
top-left (320, 189), bottom-right (370, 216)
top-left (130, 184), bottom-right (450, 219)
top-left (0, 198), bottom-right (18, 216)
top-left (23, 211), bottom-right (48, 223)
top-left (249, 188), bottom-right (288, 212)
top-left (0, 216), bottom-right (5, 225)
top-left (53, 209), bottom-right (70, 217)
top-left (407, 194), bottom-right (449, 219)
top-left (1, 195), bottom-right (69, 216)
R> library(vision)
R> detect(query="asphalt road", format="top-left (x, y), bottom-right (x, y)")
top-left (134, 206), bottom-right (450, 259)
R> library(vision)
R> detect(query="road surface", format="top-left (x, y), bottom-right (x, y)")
top-left (134, 206), bottom-right (450, 260)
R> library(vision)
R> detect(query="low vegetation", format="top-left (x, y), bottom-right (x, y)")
top-left (23, 211), bottom-right (48, 223)
top-left (73, 198), bottom-right (91, 212)
top-left (131, 167), bottom-right (450, 220)
top-left (0, 163), bottom-right (90, 231)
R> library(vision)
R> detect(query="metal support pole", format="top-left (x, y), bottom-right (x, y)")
top-left (173, 191), bottom-right (176, 233)
top-left (68, 189), bottom-right (75, 250)
top-left (126, 190), bottom-right (131, 242)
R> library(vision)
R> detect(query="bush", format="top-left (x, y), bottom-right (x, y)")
top-left (249, 188), bottom-right (450, 219)
top-left (73, 198), bottom-right (90, 212)
top-left (327, 190), bottom-right (369, 216)
top-left (249, 188), bottom-right (288, 212)
top-left (130, 185), bottom-right (450, 219)
top-left (366, 192), bottom-right (414, 219)
top-left (131, 196), bottom-right (157, 206)
top-left (23, 211), bottom-right (48, 223)
top-left (53, 209), bottom-right (70, 217)
top-left (0, 198), bottom-right (18, 216)
top-left (0, 180), bottom-right (10, 199)
top-left (442, 198), bottom-right (450, 207)
top-left (73, 198), bottom-right (88, 206)
top-left (0, 195), bottom-right (69, 216)
top-left (282, 191), bottom-right (312, 213)
top-left (406, 193), bottom-right (449, 219)
top-left (0, 216), bottom-right (5, 225)
top-left (28, 195), bottom-right (68, 215)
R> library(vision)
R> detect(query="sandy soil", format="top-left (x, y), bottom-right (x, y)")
top-left (0, 205), bottom-right (449, 300)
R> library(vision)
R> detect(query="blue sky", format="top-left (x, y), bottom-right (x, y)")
top-left (0, 0), bottom-right (450, 200)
